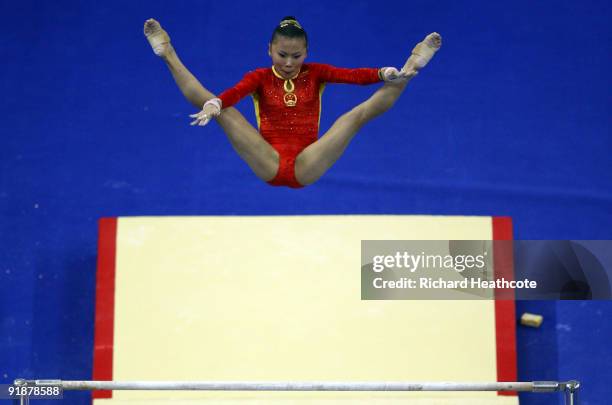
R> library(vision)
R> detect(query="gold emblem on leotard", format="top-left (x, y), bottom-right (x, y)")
top-left (272, 66), bottom-right (299, 107)
top-left (283, 92), bottom-right (297, 107)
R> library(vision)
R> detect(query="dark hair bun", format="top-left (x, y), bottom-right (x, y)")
top-left (271, 16), bottom-right (308, 46)
top-left (278, 16), bottom-right (303, 30)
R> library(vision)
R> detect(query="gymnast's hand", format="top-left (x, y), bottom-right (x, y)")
top-left (189, 98), bottom-right (222, 126)
top-left (379, 67), bottom-right (417, 83)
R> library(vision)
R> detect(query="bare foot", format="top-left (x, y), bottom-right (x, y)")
top-left (403, 32), bottom-right (442, 72)
top-left (144, 18), bottom-right (172, 57)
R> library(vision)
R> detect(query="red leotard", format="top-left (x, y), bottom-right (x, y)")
top-left (218, 63), bottom-right (381, 188)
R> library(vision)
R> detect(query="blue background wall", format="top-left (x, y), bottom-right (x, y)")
top-left (1, 1), bottom-right (610, 404)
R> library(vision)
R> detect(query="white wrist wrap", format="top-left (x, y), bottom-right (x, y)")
top-left (206, 98), bottom-right (222, 111)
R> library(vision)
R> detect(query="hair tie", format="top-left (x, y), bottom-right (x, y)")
top-left (279, 19), bottom-right (302, 30)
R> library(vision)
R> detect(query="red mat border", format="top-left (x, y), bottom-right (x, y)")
top-left (92, 216), bottom-right (518, 401)
top-left (492, 216), bottom-right (518, 395)
top-left (92, 218), bottom-right (117, 399)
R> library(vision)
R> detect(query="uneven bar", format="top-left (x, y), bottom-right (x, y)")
top-left (19, 379), bottom-right (567, 392)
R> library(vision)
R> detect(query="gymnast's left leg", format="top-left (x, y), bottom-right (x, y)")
top-left (295, 33), bottom-right (441, 186)
top-left (294, 81), bottom-right (410, 185)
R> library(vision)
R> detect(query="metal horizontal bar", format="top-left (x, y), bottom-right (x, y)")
top-left (19, 380), bottom-right (563, 392)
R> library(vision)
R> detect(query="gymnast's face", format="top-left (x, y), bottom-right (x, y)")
top-left (269, 36), bottom-right (307, 79)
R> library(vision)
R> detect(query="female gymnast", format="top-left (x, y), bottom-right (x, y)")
top-left (144, 17), bottom-right (441, 188)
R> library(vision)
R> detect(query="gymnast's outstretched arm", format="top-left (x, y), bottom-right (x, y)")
top-left (144, 19), bottom-right (214, 108)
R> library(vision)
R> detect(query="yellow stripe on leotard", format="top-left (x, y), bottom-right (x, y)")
top-left (251, 93), bottom-right (261, 130)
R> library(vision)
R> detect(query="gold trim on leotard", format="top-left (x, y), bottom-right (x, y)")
top-left (272, 66), bottom-right (300, 107)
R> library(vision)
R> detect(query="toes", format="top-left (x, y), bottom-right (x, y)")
top-left (144, 19), bottom-right (161, 36)
top-left (144, 21), bottom-right (154, 34)
top-left (427, 32), bottom-right (442, 48)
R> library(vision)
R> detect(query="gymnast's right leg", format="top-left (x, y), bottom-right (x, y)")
top-left (144, 19), bottom-right (279, 181)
